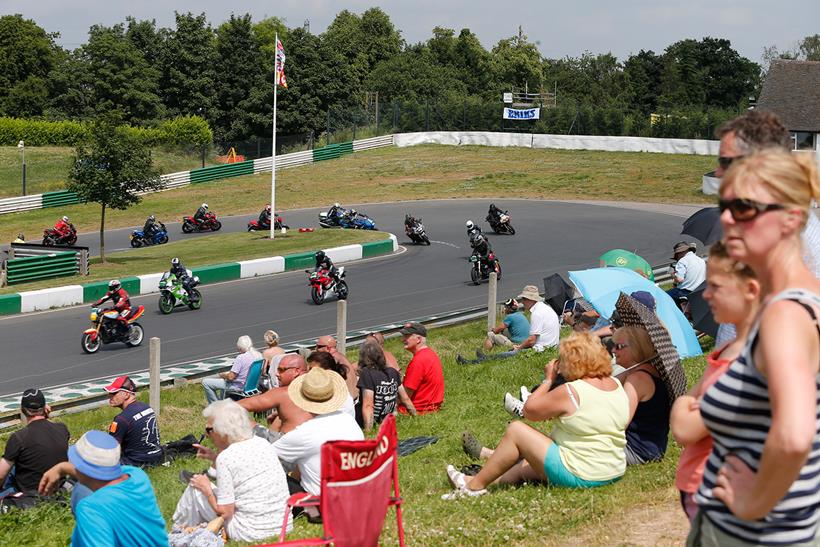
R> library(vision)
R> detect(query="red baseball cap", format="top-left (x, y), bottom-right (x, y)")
top-left (103, 375), bottom-right (136, 394)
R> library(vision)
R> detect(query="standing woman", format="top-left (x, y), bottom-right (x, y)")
top-left (691, 149), bottom-right (820, 545)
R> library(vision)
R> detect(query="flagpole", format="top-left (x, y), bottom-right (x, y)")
top-left (270, 33), bottom-right (278, 240)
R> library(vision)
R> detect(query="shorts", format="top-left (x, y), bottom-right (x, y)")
top-left (543, 443), bottom-right (621, 488)
top-left (487, 332), bottom-right (513, 347)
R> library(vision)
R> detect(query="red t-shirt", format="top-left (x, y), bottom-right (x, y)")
top-left (400, 347), bottom-right (444, 414)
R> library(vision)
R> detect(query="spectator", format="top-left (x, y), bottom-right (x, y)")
top-left (315, 335), bottom-right (352, 368)
top-left (103, 376), bottom-right (163, 467)
top-left (0, 389), bottom-right (68, 498)
top-left (306, 350), bottom-right (356, 418)
top-left (203, 335), bottom-right (262, 404)
top-left (666, 241), bottom-right (706, 305)
top-left (274, 368), bottom-right (363, 496)
top-left (262, 330), bottom-right (285, 382)
top-left (238, 354), bottom-right (312, 441)
top-left (366, 332), bottom-right (401, 371)
top-left (355, 340), bottom-right (415, 432)
top-left (38, 431), bottom-right (167, 546)
top-left (691, 150), bottom-right (820, 545)
top-left (399, 322), bottom-right (444, 414)
top-left (173, 400), bottom-right (290, 542)
top-left (671, 242), bottom-right (760, 522)
top-left (485, 298), bottom-right (530, 350)
top-left (445, 332), bottom-right (628, 499)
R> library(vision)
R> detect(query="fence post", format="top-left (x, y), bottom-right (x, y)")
top-left (487, 272), bottom-right (498, 330)
top-left (149, 337), bottom-right (160, 414)
top-left (336, 299), bottom-right (348, 355)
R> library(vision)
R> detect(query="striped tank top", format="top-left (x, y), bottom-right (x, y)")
top-left (695, 288), bottom-right (820, 545)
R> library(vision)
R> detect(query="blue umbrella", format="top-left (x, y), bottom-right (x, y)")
top-left (568, 267), bottom-right (702, 359)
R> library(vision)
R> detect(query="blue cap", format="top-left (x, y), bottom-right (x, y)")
top-left (68, 430), bottom-right (122, 481)
top-left (630, 290), bottom-right (656, 311)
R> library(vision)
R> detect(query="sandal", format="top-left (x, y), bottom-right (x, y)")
top-left (461, 431), bottom-right (483, 460)
top-left (442, 465), bottom-right (487, 500)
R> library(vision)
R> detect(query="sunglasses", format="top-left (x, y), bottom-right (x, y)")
top-left (718, 155), bottom-right (744, 171)
top-left (718, 198), bottom-right (786, 222)
top-left (277, 366), bottom-right (299, 374)
top-left (614, 343), bottom-right (630, 350)
top-left (204, 426), bottom-right (214, 435)
top-left (315, 344), bottom-right (328, 349)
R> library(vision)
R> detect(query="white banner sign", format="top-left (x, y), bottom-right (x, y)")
top-left (503, 107), bottom-right (540, 120)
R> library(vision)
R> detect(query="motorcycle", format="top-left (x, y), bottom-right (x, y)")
top-left (81, 305), bottom-right (146, 354)
top-left (42, 225), bottom-right (77, 246)
top-left (405, 216), bottom-right (430, 245)
top-left (247, 214), bottom-right (289, 232)
top-left (306, 267), bottom-right (348, 305)
top-left (318, 209), bottom-right (377, 230)
top-left (130, 223), bottom-right (169, 247)
top-left (469, 251), bottom-right (502, 285)
top-left (182, 212), bottom-right (222, 233)
top-left (158, 271), bottom-right (202, 314)
top-left (486, 210), bottom-right (516, 235)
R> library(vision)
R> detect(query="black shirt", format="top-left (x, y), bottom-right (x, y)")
top-left (108, 401), bottom-right (163, 465)
top-left (355, 367), bottom-right (401, 428)
top-left (2, 419), bottom-right (69, 493)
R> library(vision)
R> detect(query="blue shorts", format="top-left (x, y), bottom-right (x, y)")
top-left (543, 442), bottom-right (621, 488)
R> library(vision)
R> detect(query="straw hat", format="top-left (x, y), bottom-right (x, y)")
top-left (517, 285), bottom-right (544, 302)
top-left (615, 292), bottom-right (687, 405)
top-left (288, 368), bottom-right (349, 415)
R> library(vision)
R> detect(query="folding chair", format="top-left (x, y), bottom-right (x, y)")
top-left (255, 414), bottom-right (405, 547)
top-left (227, 359), bottom-right (264, 400)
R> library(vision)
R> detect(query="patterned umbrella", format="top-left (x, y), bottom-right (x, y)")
top-left (598, 249), bottom-right (655, 281)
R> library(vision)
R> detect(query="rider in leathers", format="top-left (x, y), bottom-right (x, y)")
top-left (314, 251), bottom-right (340, 283)
top-left (54, 216), bottom-right (74, 242)
top-left (143, 215), bottom-right (160, 239)
top-left (327, 203), bottom-right (343, 226)
top-left (471, 233), bottom-right (493, 271)
top-left (93, 280), bottom-right (132, 335)
top-left (194, 203), bottom-right (209, 227)
top-left (170, 258), bottom-right (198, 301)
top-left (486, 203), bottom-right (504, 226)
top-left (259, 205), bottom-right (272, 228)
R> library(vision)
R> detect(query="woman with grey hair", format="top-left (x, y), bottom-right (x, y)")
top-left (202, 335), bottom-right (263, 404)
top-left (172, 399), bottom-right (290, 541)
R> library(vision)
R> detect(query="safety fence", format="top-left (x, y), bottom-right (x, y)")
top-left (4, 251), bottom-right (78, 285)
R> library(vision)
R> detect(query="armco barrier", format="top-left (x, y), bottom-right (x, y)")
top-left (42, 190), bottom-right (82, 208)
top-left (190, 160), bottom-right (255, 183)
top-left (0, 194), bottom-right (42, 214)
top-left (82, 277), bottom-right (140, 303)
top-left (0, 294), bottom-right (21, 315)
top-left (192, 263), bottom-right (241, 284)
top-left (313, 142), bottom-right (353, 162)
top-left (361, 239), bottom-right (394, 258)
top-left (283, 251), bottom-right (316, 271)
top-left (5, 251), bottom-right (78, 285)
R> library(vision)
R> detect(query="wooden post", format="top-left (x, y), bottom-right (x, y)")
top-left (487, 272), bottom-right (498, 330)
top-left (149, 337), bottom-right (160, 413)
top-left (336, 299), bottom-right (348, 355)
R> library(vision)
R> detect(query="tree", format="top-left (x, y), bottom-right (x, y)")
top-left (67, 118), bottom-right (161, 262)
top-left (159, 12), bottom-right (217, 118)
top-left (0, 14), bottom-right (60, 117)
top-left (623, 50), bottom-right (663, 114)
top-left (491, 27), bottom-right (544, 92)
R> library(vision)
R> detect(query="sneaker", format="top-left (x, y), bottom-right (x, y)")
top-left (442, 464), bottom-right (487, 500)
top-left (520, 385), bottom-right (532, 403)
top-left (504, 393), bottom-right (524, 418)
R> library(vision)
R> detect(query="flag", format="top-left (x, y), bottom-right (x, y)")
top-left (275, 38), bottom-right (287, 88)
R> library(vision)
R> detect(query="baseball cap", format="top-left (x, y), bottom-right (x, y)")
top-left (103, 375), bottom-right (136, 394)
top-left (399, 322), bottom-right (427, 337)
top-left (21, 388), bottom-right (46, 410)
top-left (68, 430), bottom-right (122, 481)
top-left (630, 291), bottom-right (657, 311)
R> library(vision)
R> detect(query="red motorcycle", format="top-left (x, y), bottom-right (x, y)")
top-left (182, 212), bottom-right (222, 233)
top-left (247, 214), bottom-right (289, 232)
top-left (306, 267), bottom-right (348, 305)
top-left (43, 225), bottom-right (77, 246)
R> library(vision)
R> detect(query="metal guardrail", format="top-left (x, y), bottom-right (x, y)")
top-left (652, 261), bottom-right (674, 286)
top-left (8, 243), bottom-right (90, 276)
top-left (5, 251), bottom-right (78, 285)
top-left (0, 194), bottom-right (42, 214)
top-left (353, 134), bottom-right (395, 152)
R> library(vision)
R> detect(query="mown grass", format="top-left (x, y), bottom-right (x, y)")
top-left (0, 319), bottom-right (710, 546)
top-left (0, 230), bottom-right (387, 295)
top-left (0, 145), bottom-right (715, 243)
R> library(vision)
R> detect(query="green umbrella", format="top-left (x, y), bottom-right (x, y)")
top-left (598, 249), bottom-right (655, 281)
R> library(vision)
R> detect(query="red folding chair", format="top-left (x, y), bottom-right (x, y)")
top-left (256, 414), bottom-right (405, 547)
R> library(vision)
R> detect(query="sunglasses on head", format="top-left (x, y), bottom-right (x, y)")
top-left (718, 198), bottom-right (786, 222)
top-left (718, 155), bottom-right (744, 171)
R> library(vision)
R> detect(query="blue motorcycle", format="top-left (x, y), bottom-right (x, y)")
top-left (130, 223), bottom-right (169, 247)
top-left (346, 212), bottom-right (377, 230)
top-left (318, 208), bottom-right (377, 230)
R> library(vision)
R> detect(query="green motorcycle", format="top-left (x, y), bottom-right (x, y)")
top-left (158, 271), bottom-right (202, 314)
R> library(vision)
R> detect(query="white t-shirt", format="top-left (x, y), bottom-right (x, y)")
top-left (215, 435), bottom-right (290, 541)
top-left (528, 301), bottom-right (560, 349)
top-left (273, 411), bottom-right (364, 495)
top-left (674, 252), bottom-right (707, 291)
top-left (803, 211), bottom-right (820, 278)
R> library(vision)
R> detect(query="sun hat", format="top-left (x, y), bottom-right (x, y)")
top-left (21, 388), bottom-right (46, 410)
top-left (288, 368), bottom-right (348, 415)
top-left (672, 241), bottom-right (696, 257)
top-left (103, 375), bottom-right (135, 394)
top-left (615, 292), bottom-right (687, 405)
top-left (68, 430), bottom-right (122, 481)
top-left (399, 322), bottom-right (427, 337)
top-left (517, 285), bottom-right (544, 302)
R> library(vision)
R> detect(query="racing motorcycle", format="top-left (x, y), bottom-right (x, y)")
top-left (486, 209), bottom-right (516, 235)
top-left (405, 215), bottom-right (430, 245)
top-left (182, 212), bottom-right (222, 233)
top-left (81, 305), bottom-right (146, 354)
top-left (42, 225), bottom-right (77, 246)
top-left (469, 251), bottom-right (502, 285)
top-left (158, 271), bottom-right (202, 314)
top-left (319, 210), bottom-right (377, 230)
top-left (306, 267), bottom-right (348, 305)
top-left (130, 223), bottom-right (169, 247)
top-left (247, 214), bottom-right (289, 232)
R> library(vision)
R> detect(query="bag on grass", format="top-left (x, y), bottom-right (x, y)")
top-left (164, 434), bottom-right (200, 462)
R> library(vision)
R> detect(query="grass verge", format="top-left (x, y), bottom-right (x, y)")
top-left (0, 145), bottom-right (715, 243)
top-left (0, 230), bottom-right (388, 295)
top-left (0, 319), bottom-right (709, 546)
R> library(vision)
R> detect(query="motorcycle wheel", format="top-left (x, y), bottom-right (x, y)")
top-left (159, 293), bottom-right (175, 314)
top-left (470, 266), bottom-right (482, 285)
top-left (507, 225), bottom-right (516, 235)
top-left (67, 235), bottom-right (77, 245)
top-left (42, 238), bottom-right (52, 246)
top-left (423, 234), bottom-right (431, 245)
top-left (247, 225), bottom-right (254, 232)
top-left (188, 289), bottom-right (202, 310)
top-left (182, 221), bottom-right (194, 234)
top-left (159, 234), bottom-right (169, 244)
top-left (130, 238), bottom-right (142, 248)
top-left (213, 221), bottom-right (222, 231)
top-left (81, 333), bottom-right (101, 354)
top-left (311, 286), bottom-right (325, 305)
top-left (336, 281), bottom-right (349, 300)
top-left (126, 323), bottom-right (145, 347)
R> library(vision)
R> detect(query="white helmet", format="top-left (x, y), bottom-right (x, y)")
top-left (334, 202), bottom-right (340, 208)
top-left (201, 203), bottom-right (208, 209)
top-left (62, 216), bottom-right (69, 223)
top-left (465, 220), bottom-right (474, 230)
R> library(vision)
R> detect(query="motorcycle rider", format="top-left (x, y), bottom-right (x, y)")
top-left (314, 250), bottom-right (340, 283)
top-left (170, 257), bottom-right (198, 301)
top-left (12, 233), bottom-right (25, 244)
top-left (327, 202), bottom-right (345, 226)
top-left (466, 220), bottom-right (482, 243)
top-left (405, 214), bottom-right (418, 234)
top-left (53, 216), bottom-right (74, 242)
top-left (471, 233), bottom-right (494, 271)
top-left (486, 203), bottom-right (505, 226)
top-left (93, 280), bottom-right (132, 336)
top-left (258, 204), bottom-right (272, 228)
top-left (193, 203), bottom-right (209, 227)
top-left (142, 214), bottom-right (160, 240)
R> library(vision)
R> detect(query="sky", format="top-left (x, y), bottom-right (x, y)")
top-left (4, 0), bottom-right (818, 63)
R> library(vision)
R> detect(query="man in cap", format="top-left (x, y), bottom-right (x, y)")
top-left (399, 322), bottom-right (445, 414)
top-left (485, 298), bottom-right (530, 350)
top-left (104, 376), bottom-right (163, 467)
top-left (273, 368), bottom-right (363, 496)
top-left (39, 430), bottom-right (167, 546)
top-left (0, 389), bottom-right (68, 498)
top-left (667, 241), bottom-right (706, 305)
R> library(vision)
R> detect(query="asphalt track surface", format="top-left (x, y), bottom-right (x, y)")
top-left (0, 199), bottom-right (697, 397)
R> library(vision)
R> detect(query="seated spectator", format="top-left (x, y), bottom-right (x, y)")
top-left (671, 242), bottom-right (760, 521)
top-left (203, 335), bottom-right (262, 404)
top-left (398, 322), bottom-right (444, 414)
top-left (103, 376), bottom-right (163, 466)
top-left (366, 331), bottom-right (401, 371)
top-left (315, 335), bottom-right (351, 368)
top-left (173, 400), bottom-right (291, 542)
top-left (666, 241), bottom-right (706, 304)
top-left (445, 332), bottom-right (628, 499)
top-left (355, 340), bottom-right (415, 432)
top-left (306, 350), bottom-right (356, 418)
top-left (274, 368), bottom-right (363, 496)
top-left (0, 389), bottom-right (68, 498)
top-left (262, 330), bottom-right (286, 384)
top-left (238, 354), bottom-right (312, 441)
top-left (38, 431), bottom-right (167, 546)
top-left (485, 298), bottom-right (530, 349)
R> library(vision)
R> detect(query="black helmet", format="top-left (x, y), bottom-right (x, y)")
top-left (109, 279), bottom-right (121, 291)
top-left (171, 257), bottom-right (180, 266)
top-left (315, 250), bottom-right (326, 262)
